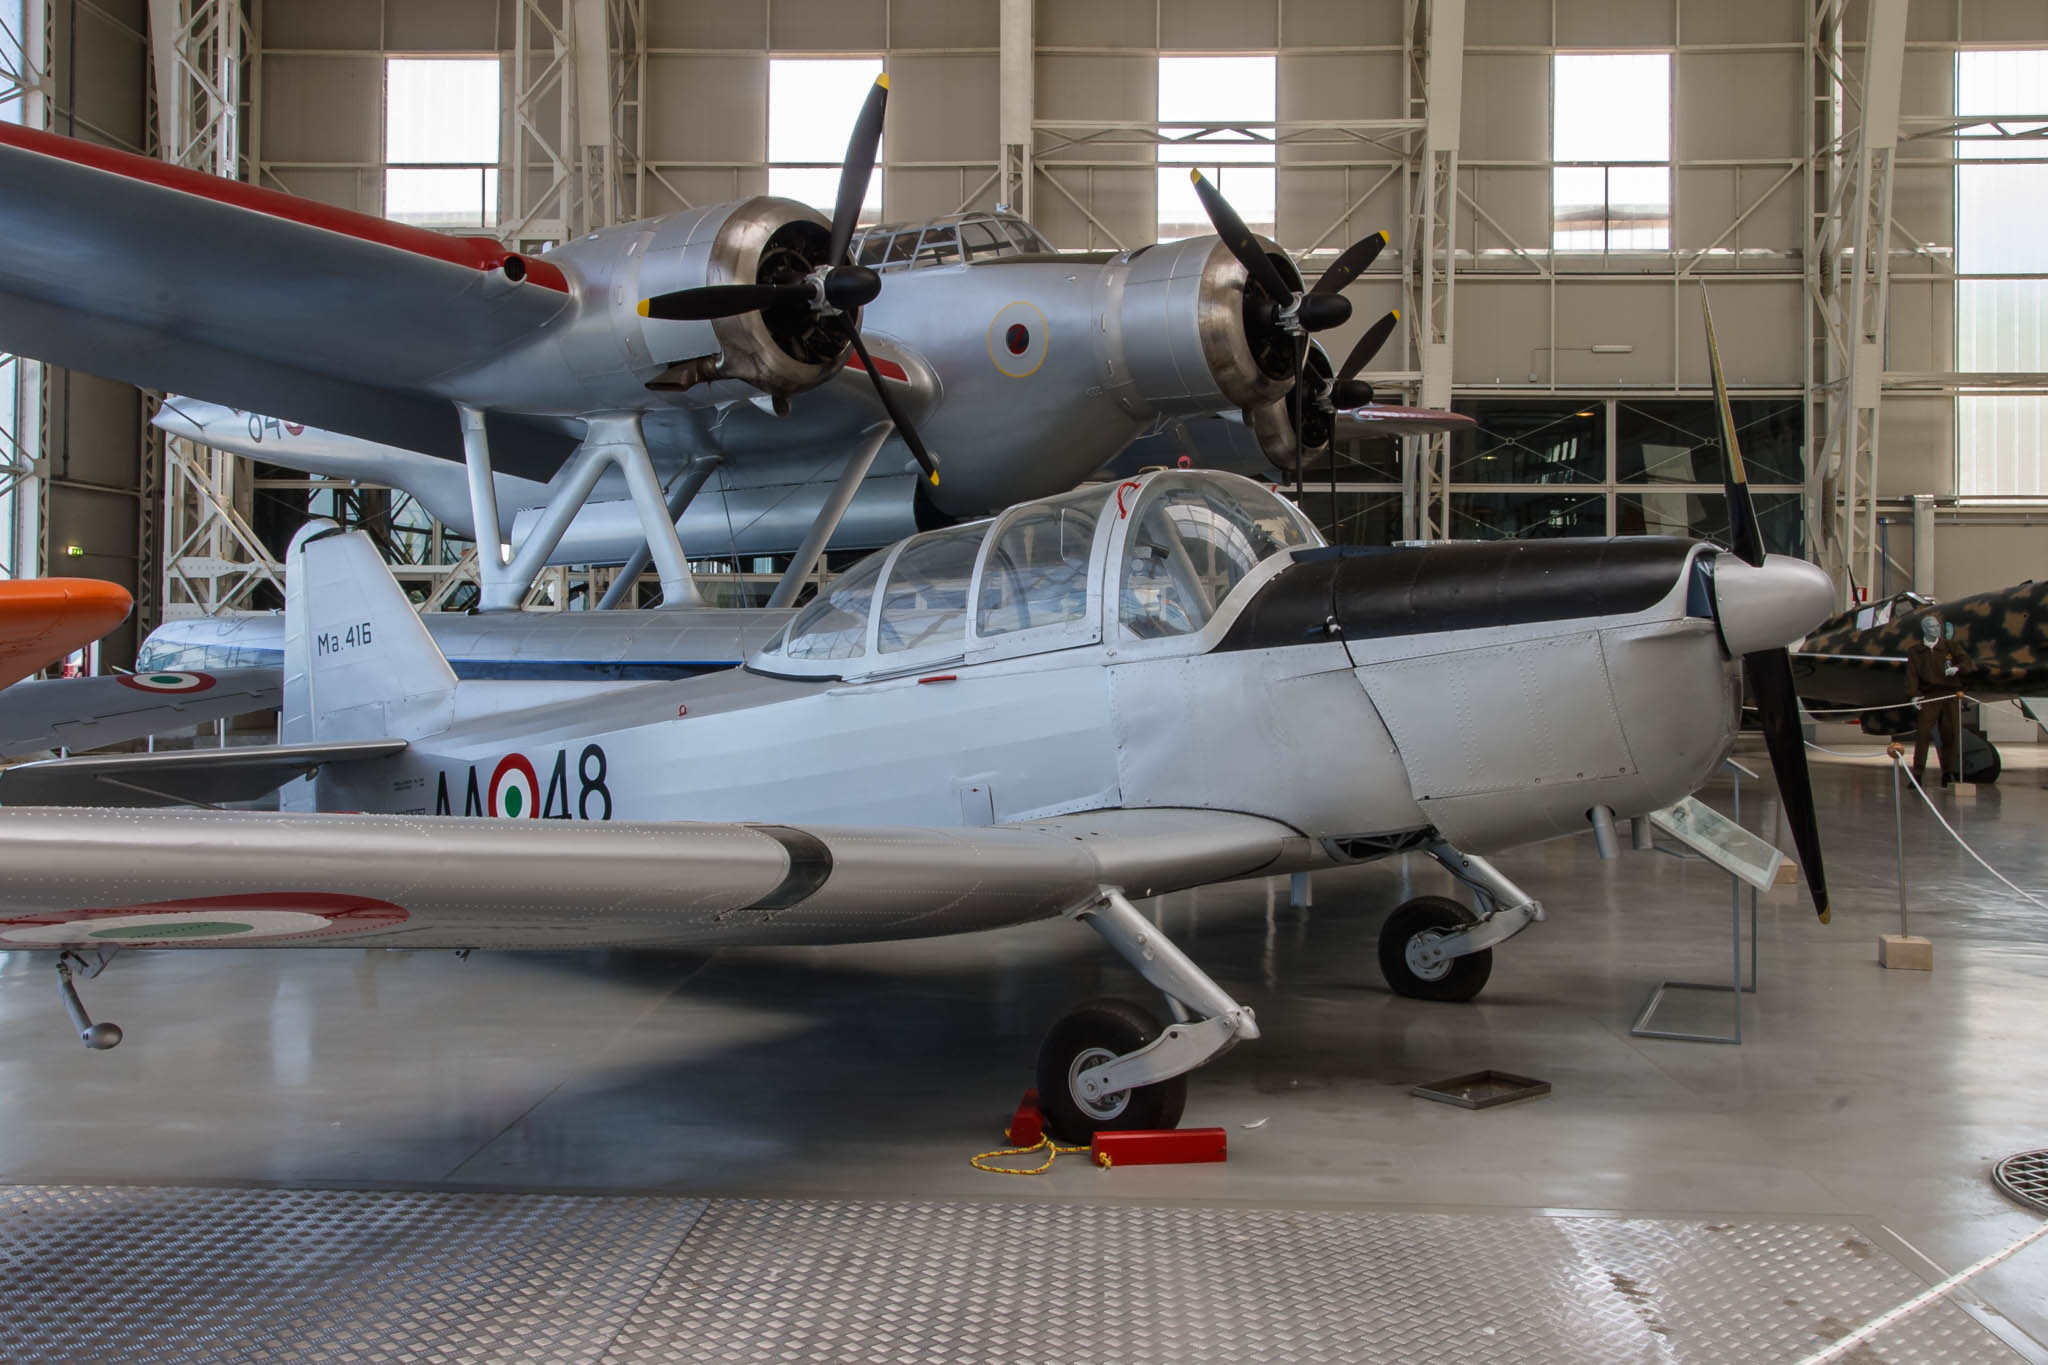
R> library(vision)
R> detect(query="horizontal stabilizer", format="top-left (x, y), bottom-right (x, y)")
top-left (1333, 406), bottom-right (1477, 437)
top-left (0, 738), bottom-right (405, 808)
top-left (0, 667), bottom-right (281, 758)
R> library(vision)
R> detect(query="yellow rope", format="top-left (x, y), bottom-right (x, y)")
top-left (968, 1135), bottom-right (1093, 1175)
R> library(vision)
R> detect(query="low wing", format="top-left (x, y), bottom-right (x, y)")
top-left (0, 667), bottom-right (281, 758)
top-left (0, 125), bottom-right (578, 478)
top-left (0, 579), bottom-right (133, 689)
top-left (0, 806), bottom-right (1300, 950)
top-left (0, 739), bottom-right (405, 807)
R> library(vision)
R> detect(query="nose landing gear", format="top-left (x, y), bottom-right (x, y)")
top-left (1377, 844), bottom-right (1543, 1004)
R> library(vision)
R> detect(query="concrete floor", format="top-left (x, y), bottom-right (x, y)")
top-left (1, 735), bottom-right (2045, 1353)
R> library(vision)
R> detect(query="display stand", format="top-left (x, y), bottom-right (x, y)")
top-left (1630, 760), bottom-right (1781, 1046)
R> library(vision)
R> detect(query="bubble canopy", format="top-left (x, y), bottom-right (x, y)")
top-left (754, 472), bottom-right (1319, 679)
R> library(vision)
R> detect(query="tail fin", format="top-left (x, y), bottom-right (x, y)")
top-left (283, 522), bottom-right (457, 747)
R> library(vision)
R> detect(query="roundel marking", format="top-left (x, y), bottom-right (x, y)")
top-left (0, 892), bottom-right (409, 947)
top-left (118, 670), bottom-right (215, 694)
top-left (987, 301), bottom-right (1049, 378)
top-left (488, 753), bottom-right (540, 818)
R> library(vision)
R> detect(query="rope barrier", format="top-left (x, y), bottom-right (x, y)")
top-left (1745, 690), bottom-right (2013, 718)
top-left (1893, 757), bottom-right (2048, 913)
top-left (1794, 1218), bottom-right (2048, 1365)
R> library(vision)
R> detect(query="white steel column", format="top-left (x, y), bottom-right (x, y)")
top-left (1814, 0), bottom-right (1905, 605)
top-left (998, 0), bottom-right (1032, 220)
top-left (1407, 0), bottom-right (1462, 541)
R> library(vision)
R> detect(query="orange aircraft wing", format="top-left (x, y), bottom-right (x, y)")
top-left (0, 579), bottom-right (134, 690)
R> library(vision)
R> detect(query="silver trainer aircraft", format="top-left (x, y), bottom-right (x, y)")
top-left (0, 303), bottom-right (1830, 1141)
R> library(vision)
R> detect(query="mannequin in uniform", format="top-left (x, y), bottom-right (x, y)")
top-left (1905, 611), bottom-right (1969, 786)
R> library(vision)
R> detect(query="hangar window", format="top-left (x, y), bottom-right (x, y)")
top-left (384, 58), bottom-right (501, 230)
top-left (1552, 54), bottom-right (1670, 252)
top-left (770, 58), bottom-right (885, 219)
top-left (1956, 50), bottom-right (2048, 495)
top-left (1156, 56), bottom-right (1276, 244)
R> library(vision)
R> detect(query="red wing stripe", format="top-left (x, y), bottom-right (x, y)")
top-left (844, 350), bottom-right (909, 383)
top-left (0, 123), bottom-right (569, 294)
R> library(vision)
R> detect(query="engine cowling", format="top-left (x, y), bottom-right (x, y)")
top-left (1111, 234), bottom-right (1299, 416)
top-left (633, 197), bottom-right (851, 399)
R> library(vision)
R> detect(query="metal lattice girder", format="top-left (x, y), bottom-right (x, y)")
top-left (508, 0), bottom-right (644, 250)
top-left (1405, 0), bottom-right (1462, 543)
top-left (1810, 0), bottom-right (1906, 607)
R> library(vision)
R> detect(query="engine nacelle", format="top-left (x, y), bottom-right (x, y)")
top-left (1110, 235), bottom-right (1298, 418)
top-left (618, 197), bottom-right (851, 401)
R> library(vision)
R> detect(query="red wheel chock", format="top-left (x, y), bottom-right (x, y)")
top-left (1005, 1089), bottom-right (1044, 1146)
top-left (1089, 1127), bottom-right (1227, 1167)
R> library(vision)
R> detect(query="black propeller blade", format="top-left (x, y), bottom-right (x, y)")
top-left (639, 282), bottom-right (811, 322)
top-left (840, 321), bottom-right (938, 485)
top-left (1338, 309), bottom-right (1399, 389)
top-left (829, 74), bottom-right (891, 268)
top-left (1313, 230), bottom-right (1388, 296)
top-left (1704, 288), bottom-right (1829, 922)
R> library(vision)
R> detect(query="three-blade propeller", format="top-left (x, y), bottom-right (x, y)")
top-left (1703, 291), bottom-right (1830, 922)
top-left (638, 75), bottom-right (939, 486)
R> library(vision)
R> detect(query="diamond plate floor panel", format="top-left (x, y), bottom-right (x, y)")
top-left (0, 1186), bottom-right (2028, 1364)
top-left (0, 1186), bottom-right (706, 1364)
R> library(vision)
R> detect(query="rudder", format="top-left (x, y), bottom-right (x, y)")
top-left (283, 520), bottom-right (457, 747)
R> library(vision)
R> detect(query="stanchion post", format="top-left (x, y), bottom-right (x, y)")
top-left (1880, 743), bottom-right (1933, 971)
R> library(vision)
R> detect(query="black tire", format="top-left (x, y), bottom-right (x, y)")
top-left (1034, 998), bottom-right (1189, 1143)
top-left (1378, 895), bottom-right (1493, 1003)
top-left (1962, 729), bottom-right (2002, 784)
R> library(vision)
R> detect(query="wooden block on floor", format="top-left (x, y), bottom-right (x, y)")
top-left (1772, 859), bottom-right (1800, 886)
top-left (1879, 934), bottom-right (1933, 971)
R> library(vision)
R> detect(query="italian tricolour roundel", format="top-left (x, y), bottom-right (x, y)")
top-left (0, 892), bottom-right (409, 947)
top-left (488, 753), bottom-right (540, 818)
top-left (117, 670), bottom-right (215, 694)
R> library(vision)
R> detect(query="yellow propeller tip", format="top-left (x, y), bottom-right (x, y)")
top-left (1189, 168), bottom-right (1204, 185)
top-left (927, 471), bottom-right (941, 487)
top-left (1817, 907), bottom-right (1831, 925)
top-left (877, 73), bottom-right (889, 90)
top-left (1377, 230), bottom-right (1389, 244)
top-left (635, 299), bottom-right (651, 317)
top-left (1390, 308), bottom-right (1401, 320)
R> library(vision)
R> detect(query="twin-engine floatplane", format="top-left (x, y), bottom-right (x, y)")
top-left (0, 299), bottom-right (1831, 1141)
top-left (0, 74), bottom-right (1461, 613)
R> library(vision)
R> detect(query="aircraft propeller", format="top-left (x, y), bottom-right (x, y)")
top-left (1702, 290), bottom-right (1831, 922)
top-left (638, 75), bottom-right (940, 486)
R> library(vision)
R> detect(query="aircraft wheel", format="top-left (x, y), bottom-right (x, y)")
top-left (1962, 729), bottom-right (2003, 784)
top-left (1378, 896), bottom-right (1493, 1003)
top-left (1035, 998), bottom-right (1188, 1143)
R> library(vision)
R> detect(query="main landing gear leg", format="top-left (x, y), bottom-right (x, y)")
top-left (1377, 843), bottom-right (1545, 1004)
top-left (55, 952), bottom-right (122, 1050)
top-left (1035, 888), bottom-right (1259, 1142)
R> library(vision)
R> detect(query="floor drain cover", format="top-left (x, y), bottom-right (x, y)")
top-left (1992, 1150), bottom-right (2048, 1213)
top-left (1411, 1069), bottom-right (1550, 1110)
